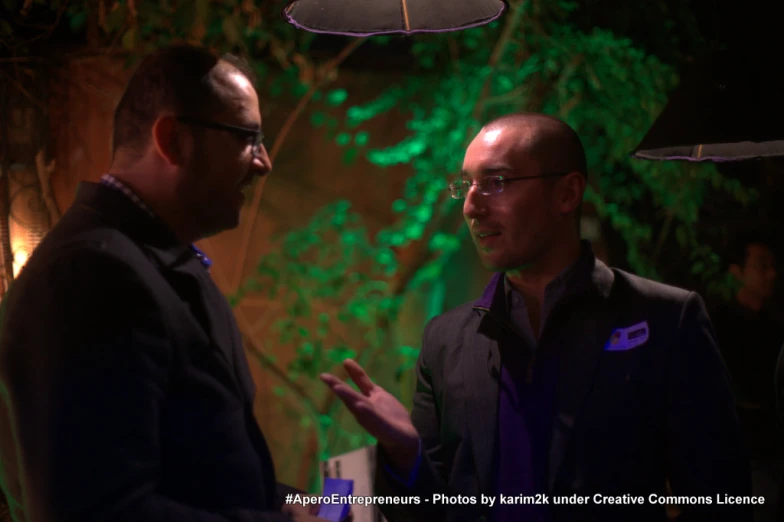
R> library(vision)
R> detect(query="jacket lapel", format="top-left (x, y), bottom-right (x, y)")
top-left (462, 320), bottom-right (501, 494)
top-left (547, 261), bottom-right (618, 491)
top-left (74, 183), bottom-right (248, 400)
top-left (464, 272), bottom-right (506, 494)
top-left (209, 272), bottom-right (257, 402)
top-left (466, 246), bottom-right (620, 494)
top-left (164, 258), bottom-right (247, 400)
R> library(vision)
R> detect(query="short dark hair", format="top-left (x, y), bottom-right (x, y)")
top-left (482, 113), bottom-right (588, 180)
top-left (111, 44), bottom-right (257, 158)
top-left (726, 230), bottom-right (775, 269)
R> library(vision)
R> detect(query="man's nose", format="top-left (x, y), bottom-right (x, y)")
top-left (463, 186), bottom-right (487, 220)
top-left (254, 144), bottom-right (273, 175)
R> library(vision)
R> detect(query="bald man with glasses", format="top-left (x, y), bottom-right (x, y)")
top-left (322, 114), bottom-right (751, 522)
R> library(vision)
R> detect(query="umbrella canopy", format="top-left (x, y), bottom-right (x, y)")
top-left (283, 0), bottom-right (507, 37)
top-left (631, 50), bottom-right (784, 162)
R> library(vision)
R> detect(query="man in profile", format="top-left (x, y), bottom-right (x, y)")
top-left (0, 44), bottom-right (326, 522)
top-left (322, 113), bottom-right (751, 522)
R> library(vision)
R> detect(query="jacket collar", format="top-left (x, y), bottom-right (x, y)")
top-left (71, 181), bottom-right (193, 269)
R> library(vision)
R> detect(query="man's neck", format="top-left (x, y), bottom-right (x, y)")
top-left (107, 168), bottom-right (200, 246)
top-left (506, 239), bottom-right (582, 306)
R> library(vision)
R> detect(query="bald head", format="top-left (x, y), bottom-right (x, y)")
top-left (482, 113), bottom-right (587, 180)
top-left (461, 113), bottom-right (587, 273)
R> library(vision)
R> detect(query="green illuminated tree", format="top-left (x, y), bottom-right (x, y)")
top-left (2, 0), bottom-right (757, 497)
top-left (234, 0), bottom-right (758, 490)
top-left (227, 0), bottom-right (757, 491)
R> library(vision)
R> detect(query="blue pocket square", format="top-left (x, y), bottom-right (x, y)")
top-left (604, 321), bottom-right (649, 351)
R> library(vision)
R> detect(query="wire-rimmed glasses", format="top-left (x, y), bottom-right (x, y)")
top-left (448, 173), bottom-right (569, 199)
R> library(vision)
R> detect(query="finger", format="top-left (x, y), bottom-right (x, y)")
top-left (320, 375), bottom-right (366, 403)
top-left (343, 359), bottom-right (375, 395)
top-left (330, 382), bottom-right (370, 409)
top-left (324, 381), bottom-right (382, 427)
top-left (321, 370), bottom-right (381, 420)
top-left (319, 372), bottom-right (343, 387)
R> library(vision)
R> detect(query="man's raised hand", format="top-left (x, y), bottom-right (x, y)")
top-left (320, 359), bottom-right (420, 473)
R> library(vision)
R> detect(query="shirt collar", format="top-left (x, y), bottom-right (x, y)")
top-left (190, 244), bottom-right (214, 270)
top-left (474, 239), bottom-right (605, 313)
top-left (504, 255), bottom-right (579, 312)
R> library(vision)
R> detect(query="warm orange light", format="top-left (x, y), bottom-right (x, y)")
top-left (12, 247), bottom-right (28, 277)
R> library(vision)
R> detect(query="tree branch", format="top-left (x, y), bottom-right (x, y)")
top-left (0, 69), bottom-right (47, 113)
top-left (16, 0), bottom-right (69, 45)
top-left (391, 1), bottom-right (528, 299)
top-left (237, 306), bottom-right (321, 422)
top-left (34, 149), bottom-right (60, 226)
top-left (471, 0), bottom-right (528, 124)
top-left (481, 85), bottom-right (529, 108)
top-left (0, 81), bottom-right (16, 295)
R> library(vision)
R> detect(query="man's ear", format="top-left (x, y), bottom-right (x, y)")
top-left (151, 115), bottom-right (185, 166)
top-left (729, 263), bottom-right (744, 281)
top-left (557, 171), bottom-right (586, 215)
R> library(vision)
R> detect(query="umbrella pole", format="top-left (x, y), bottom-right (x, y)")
top-left (401, 0), bottom-right (410, 31)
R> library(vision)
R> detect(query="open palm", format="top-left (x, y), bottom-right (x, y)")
top-left (320, 359), bottom-right (418, 451)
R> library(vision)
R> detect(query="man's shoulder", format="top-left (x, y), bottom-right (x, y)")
top-left (29, 211), bottom-right (145, 271)
top-left (419, 300), bottom-right (482, 353)
top-left (611, 268), bottom-right (694, 304)
top-left (427, 300), bottom-right (480, 329)
top-left (425, 269), bottom-right (698, 326)
top-left (13, 214), bottom-right (153, 305)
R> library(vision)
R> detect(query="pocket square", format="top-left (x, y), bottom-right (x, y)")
top-left (604, 321), bottom-right (649, 351)
top-left (318, 477), bottom-right (353, 522)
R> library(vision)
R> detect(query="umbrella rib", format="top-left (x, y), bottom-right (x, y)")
top-left (401, 0), bottom-right (410, 31)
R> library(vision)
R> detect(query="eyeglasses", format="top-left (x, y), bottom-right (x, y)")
top-left (448, 173), bottom-right (569, 199)
top-left (177, 116), bottom-right (265, 158)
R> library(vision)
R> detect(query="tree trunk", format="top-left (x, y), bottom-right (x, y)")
top-left (0, 80), bottom-right (16, 297)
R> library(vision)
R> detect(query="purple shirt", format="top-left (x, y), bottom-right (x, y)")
top-left (386, 257), bottom-right (580, 522)
top-left (494, 267), bottom-right (576, 522)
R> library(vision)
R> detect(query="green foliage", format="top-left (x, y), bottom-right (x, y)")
top-left (326, 89), bottom-right (349, 106)
top-left (22, 0), bottom-right (755, 493)
top-left (229, 199), bottom-right (411, 469)
top-left (344, 2), bottom-right (756, 286)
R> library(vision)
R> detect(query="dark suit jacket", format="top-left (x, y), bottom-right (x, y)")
top-left (0, 182), bottom-right (295, 522)
top-left (376, 250), bottom-right (751, 522)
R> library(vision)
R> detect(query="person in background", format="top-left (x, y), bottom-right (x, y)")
top-left (321, 113), bottom-right (751, 522)
top-left (713, 232), bottom-right (783, 522)
top-left (0, 44), bottom-right (327, 522)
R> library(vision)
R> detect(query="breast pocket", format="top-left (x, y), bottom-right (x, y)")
top-left (587, 342), bottom-right (657, 423)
